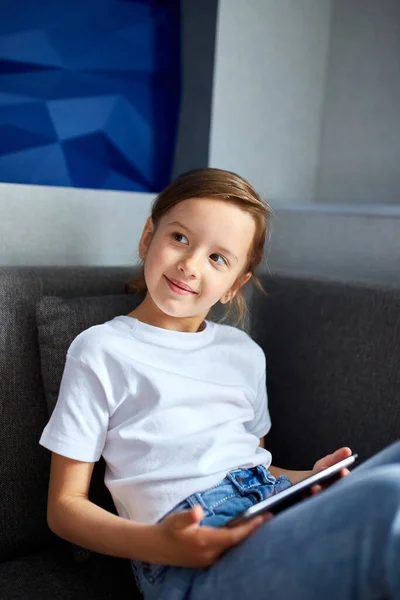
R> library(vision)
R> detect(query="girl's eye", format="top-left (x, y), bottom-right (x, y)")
top-left (173, 232), bottom-right (188, 244)
top-left (210, 253), bottom-right (228, 266)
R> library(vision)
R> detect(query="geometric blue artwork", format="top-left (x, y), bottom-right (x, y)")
top-left (0, 0), bottom-right (181, 192)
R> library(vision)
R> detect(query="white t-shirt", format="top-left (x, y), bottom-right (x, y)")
top-left (39, 316), bottom-right (272, 524)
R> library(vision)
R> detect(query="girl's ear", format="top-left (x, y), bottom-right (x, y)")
top-left (139, 217), bottom-right (154, 260)
top-left (220, 272), bottom-right (252, 304)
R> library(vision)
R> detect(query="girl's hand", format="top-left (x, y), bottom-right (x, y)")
top-left (152, 504), bottom-right (272, 568)
top-left (310, 446), bottom-right (352, 494)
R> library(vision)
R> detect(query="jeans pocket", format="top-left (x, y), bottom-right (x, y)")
top-left (141, 561), bottom-right (169, 585)
top-left (131, 559), bottom-right (145, 594)
top-left (135, 500), bottom-right (192, 587)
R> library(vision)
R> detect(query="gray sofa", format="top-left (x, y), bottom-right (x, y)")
top-left (1, 266), bottom-right (399, 599)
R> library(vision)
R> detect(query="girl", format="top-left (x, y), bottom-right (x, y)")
top-left (40, 168), bottom-right (400, 600)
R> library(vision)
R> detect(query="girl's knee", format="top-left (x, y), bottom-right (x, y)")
top-left (355, 465), bottom-right (400, 508)
top-left (383, 440), bottom-right (400, 460)
top-left (380, 439), bottom-right (400, 459)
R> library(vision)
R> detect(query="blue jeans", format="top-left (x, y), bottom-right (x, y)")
top-left (131, 442), bottom-right (400, 600)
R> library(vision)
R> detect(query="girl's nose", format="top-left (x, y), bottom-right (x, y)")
top-left (178, 253), bottom-right (200, 278)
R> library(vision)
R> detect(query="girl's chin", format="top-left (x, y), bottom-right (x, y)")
top-left (151, 299), bottom-right (191, 317)
top-left (152, 300), bottom-right (206, 320)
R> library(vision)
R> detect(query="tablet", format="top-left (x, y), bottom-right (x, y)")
top-left (225, 453), bottom-right (358, 527)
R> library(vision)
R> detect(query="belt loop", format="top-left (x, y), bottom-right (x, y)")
top-left (226, 470), bottom-right (247, 491)
top-left (256, 464), bottom-right (276, 484)
top-left (186, 492), bottom-right (211, 515)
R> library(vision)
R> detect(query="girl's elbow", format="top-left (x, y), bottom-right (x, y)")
top-left (46, 501), bottom-right (64, 536)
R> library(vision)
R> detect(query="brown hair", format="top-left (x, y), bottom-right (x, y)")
top-left (127, 168), bottom-right (272, 327)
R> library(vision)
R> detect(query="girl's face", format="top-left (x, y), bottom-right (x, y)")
top-left (137, 197), bottom-right (256, 330)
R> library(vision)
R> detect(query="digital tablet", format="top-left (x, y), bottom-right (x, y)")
top-left (225, 453), bottom-right (358, 527)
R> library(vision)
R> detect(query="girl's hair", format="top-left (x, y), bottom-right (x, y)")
top-left (127, 168), bottom-right (272, 327)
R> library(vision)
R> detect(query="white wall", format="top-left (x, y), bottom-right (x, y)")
top-left (0, 183), bottom-right (153, 266)
top-left (211, 0), bottom-right (400, 206)
top-left (315, 0), bottom-right (400, 204)
top-left (209, 0), bottom-right (333, 203)
top-left (269, 202), bottom-right (400, 286)
top-left (4, 182), bottom-right (400, 287)
top-left (210, 0), bottom-right (400, 287)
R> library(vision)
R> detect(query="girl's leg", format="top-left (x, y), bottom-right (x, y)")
top-left (187, 462), bottom-right (400, 600)
top-left (140, 441), bottom-right (400, 600)
top-left (350, 439), bottom-right (400, 475)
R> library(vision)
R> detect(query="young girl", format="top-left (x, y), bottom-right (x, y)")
top-left (40, 168), bottom-right (400, 600)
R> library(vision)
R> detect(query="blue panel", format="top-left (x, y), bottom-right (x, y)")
top-left (102, 170), bottom-right (148, 193)
top-left (0, 92), bottom-right (37, 105)
top-left (0, 143), bottom-right (70, 186)
top-left (0, 58), bottom-right (57, 74)
top-left (105, 96), bottom-right (154, 183)
top-left (0, 125), bottom-right (53, 155)
top-left (103, 134), bottom-right (152, 189)
top-left (0, 103), bottom-right (57, 139)
top-left (63, 132), bottom-right (152, 190)
top-left (0, 30), bottom-right (63, 66)
top-left (62, 143), bottom-right (109, 189)
top-left (0, 0), bottom-right (181, 192)
top-left (48, 95), bottom-right (119, 140)
top-left (29, 143), bottom-right (72, 186)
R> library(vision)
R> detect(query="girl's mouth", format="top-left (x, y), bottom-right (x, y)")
top-left (164, 275), bottom-right (197, 295)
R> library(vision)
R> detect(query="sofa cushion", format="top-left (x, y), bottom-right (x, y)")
top-left (36, 294), bottom-right (140, 416)
top-left (0, 266), bottom-right (134, 563)
top-left (0, 543), bottom-right (138, 600)
top-left (35, 290), bottom-right (244, 563)
top-left (36, 293), bottom-right (141, 562)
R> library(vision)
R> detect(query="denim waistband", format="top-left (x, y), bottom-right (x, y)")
top-left (131, 465), bottom-right (292, 594)
top-left (164, 464), bottom-right (291, 523)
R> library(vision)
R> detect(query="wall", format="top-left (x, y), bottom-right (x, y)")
top-left (209, 0), bottom-right (333, 203)
top-left (4, 182), bottom-right (399, 286)
top-left (0, 183), bottom-right (153, 266)
top-left (171, 0), bottom-right (218, 177)
top-left (315, 0), bottom-right (400, 204)
top-left (211, 0), bottom-right (400, 207)
top-left (210, 0), bottom-right (400, 287)
top-left (268, 202), bottom-right (400, 286)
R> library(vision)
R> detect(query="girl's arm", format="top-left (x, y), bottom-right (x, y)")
top-left (47, 451), bottom-right (267, 567)
top-left (47, 452), bottom-right (160, 561)
top-left (268, 464), bottom-right (311, 484)
top-left (260, 438), bottom-right (352, 485)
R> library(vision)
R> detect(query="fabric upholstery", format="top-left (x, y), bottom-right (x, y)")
top-left (0, 543), bottom-right (137, 600)
top-left (36, 293), bottom-right (141, 562)
top-left (2, 265), bottom-right (400, 599)
top-left (0, 267), bottom-right (133, 563)
top-left (254, 274), bottom-right (400, 469)
top-left (33, 285), bottom-right (248, 563)
top-left (36, 294), bottom-right (140, 416)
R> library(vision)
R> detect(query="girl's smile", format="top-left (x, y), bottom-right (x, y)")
top-left (164, 275), bottom-right (198, 295)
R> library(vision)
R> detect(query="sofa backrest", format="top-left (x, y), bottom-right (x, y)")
top-left (256, 274), bottom-right (400, 469)
top-left (0, 267), bottom-right (134, 561)
top-left (1, 266), bottom-right (399, 561)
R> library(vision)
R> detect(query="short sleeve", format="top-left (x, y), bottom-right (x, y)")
top-left (245, 359), bottom-right (271, 438)
top-left (39, 353), bottom-right (109, 462)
